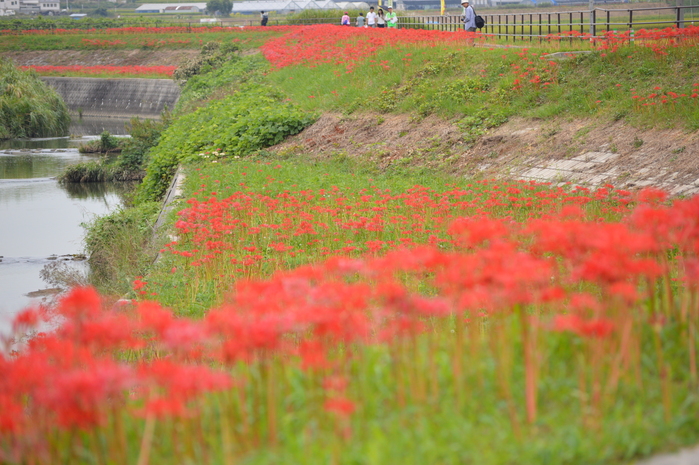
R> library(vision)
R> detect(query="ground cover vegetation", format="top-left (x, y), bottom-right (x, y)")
top-left (4, 24), bottom-right (699, 464)
top-left (0, 25), bottom-right (288, 52)
top-left (59, 116), bottom-right (171, 185)
top-left (0, 61), bottom-right (70, 139)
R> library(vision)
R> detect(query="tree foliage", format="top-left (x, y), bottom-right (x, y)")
top-left (206, 0), bottom-right (232, 16)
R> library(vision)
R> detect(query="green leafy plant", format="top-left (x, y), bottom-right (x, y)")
top-left (136, 83), bottom-right (315, 202)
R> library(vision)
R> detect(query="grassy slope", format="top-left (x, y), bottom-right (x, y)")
top-left (265, 40), bottom-right (699, 130)
top-left (38, 29), bottom-right (699, 464)
top-left (73, 26), bottom-right (697, 305)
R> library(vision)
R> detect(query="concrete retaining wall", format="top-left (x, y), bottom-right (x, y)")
top-left (41, 77), bottom-right (180, 118)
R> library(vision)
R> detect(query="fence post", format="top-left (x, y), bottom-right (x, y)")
top-left (677, 0), bottom-right (684, 28)
top-left (589, 0), bottom-right (595, 37)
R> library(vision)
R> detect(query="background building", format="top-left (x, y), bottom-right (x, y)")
top-left (135, 2), bottom-right (207, 13)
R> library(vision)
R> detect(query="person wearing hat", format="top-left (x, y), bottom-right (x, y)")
top-left (462, 0), bottom-right (476, 32)
top-left (386, 6), bottom-right (398, 29)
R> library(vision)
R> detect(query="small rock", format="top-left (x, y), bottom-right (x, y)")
top-left (25, 288), bottom-right (62, 298)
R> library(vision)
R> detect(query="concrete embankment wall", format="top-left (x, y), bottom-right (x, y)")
top-left (41, 77), bottom-right (180, 118)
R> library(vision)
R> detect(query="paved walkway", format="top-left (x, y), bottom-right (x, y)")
top-left (636, 445), bottom-right (699, 465)
top-left (514, 149), bottom-right (699, 196)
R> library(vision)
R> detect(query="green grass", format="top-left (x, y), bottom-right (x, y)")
top-left (266, 43), bottom-right (699, 129)
top-left (73, 30), bottom-right (699, 296)
top-left (0, 29), bottom-right (285, 52)
top-left (17, 27), bottom-right (699, 465)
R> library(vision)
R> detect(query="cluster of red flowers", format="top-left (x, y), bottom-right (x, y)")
top-left (592, 26), bottom-right (699, 54)
top-left (504, 48), bottom-right (559, 90)
top-left (260, 25), bottom-right (477, 71)
top-left (22, 65), bottom-right (177, 77)
top-left (3, 186), bottom-right (699, 435)
top-left (81, 38), bottom-right (127, 47)
top-left (632, 84), bottom-right (699, 106)
top-left (3, 163), bottom-right (699, 459)
top-left (162, 165), bottom-right (632, 283)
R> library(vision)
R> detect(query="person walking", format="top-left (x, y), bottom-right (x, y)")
top-left (461, 0), bottom-right (476, 32)
top-left (260, 11), bottom-right (268, 26)
top-left (385, 6), bottom-right (398, 29)
top-left (366, 6), bottom-right (377, 27)
top-left (376, 8), bottom-right (386, 28)
top-left (357, 12), bottom-right (366, 27)
top-left (341, 11), bottom-right (351, 25)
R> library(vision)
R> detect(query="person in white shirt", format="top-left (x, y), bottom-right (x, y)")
top-left (366, 6), bottom-right (377, 27)
top-left (376, 8), bottom-right (386, 28)
top-left (462, 0), bottom-right (476, 32)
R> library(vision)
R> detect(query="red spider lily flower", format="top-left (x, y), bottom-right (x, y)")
top-left (553, 315), bottom-right (615, 338)
top-left (298, 340), bottom-right (331, 370)
top-left (58, 287), bottom-right (102, 319)
top-left (448, 217), bottom-right (510, 247)
top-left (324, 396), bottom-right (356, 417)
top-left (637, 187), bottom-right (669, 205)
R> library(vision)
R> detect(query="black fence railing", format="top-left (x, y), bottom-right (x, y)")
top-left (395, 4), bottom-right (699, 40)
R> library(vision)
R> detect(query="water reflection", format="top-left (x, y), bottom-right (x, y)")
top-left (0, 137), bottom-right (71, 150)
top-left (0, 151), bottom-right (99, 179)
top-left (70, 117), bottom-right (132, 136)
top-left (0, 134), bottom-right (132, 335)
top-left (61, 180), bottom-right (136, 201)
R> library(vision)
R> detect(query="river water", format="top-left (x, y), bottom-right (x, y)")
top-left (0, 119), bottom-right (132, 335)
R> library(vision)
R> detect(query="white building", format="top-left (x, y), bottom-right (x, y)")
top-left (0, 0), bottom-right (19, 15)
top-left (135, 3), bottom-right (207, 13)
top-left (232, 0), bottom-right (346, 14)
top-left (335, 1), bottom-right (370, 9)
top-left (19, 0), bottom-right (60, 14)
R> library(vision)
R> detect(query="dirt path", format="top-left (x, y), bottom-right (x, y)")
top-left (273, 113), bottom-right (699, 195)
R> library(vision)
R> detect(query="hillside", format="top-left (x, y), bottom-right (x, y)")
top-left (7, 42), bottom-right (699, 196)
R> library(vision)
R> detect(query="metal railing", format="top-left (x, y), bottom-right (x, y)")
top-left (395, 4), bottom-right (699, 41)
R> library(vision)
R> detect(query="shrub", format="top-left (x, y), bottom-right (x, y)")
top-left (173, 41), bottom-right (241, 83)
top-left (117, 115), bottom-right (171, 172)
top-left (59, 161), bottom-right (107, 183)
top-left (83, 201), bottom-right (161, 294)
top-left (0, 61), bottom-right (70, 139)
top-left (136, 83), bottom-right (315, 202)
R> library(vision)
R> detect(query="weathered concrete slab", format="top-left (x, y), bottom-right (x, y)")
top-left (41, 77), bottom-right (180, 118)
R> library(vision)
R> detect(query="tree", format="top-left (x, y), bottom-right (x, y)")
top-left (206, 0), bottom-right (231, 16)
